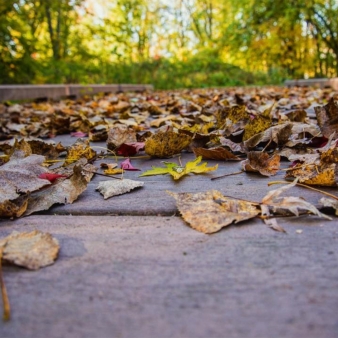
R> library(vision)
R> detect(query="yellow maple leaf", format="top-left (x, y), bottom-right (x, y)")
top-left (139, 156), bottom-right (218, 180)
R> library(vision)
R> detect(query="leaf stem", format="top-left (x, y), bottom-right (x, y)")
top-left (82, 169), bottom-right (122, 180)
top-left (0, 249), bottom-right (10, 321)
top-left (211, 170), bottom-right (244, 180)
top-left (268, 180), bottom-right (338, 201)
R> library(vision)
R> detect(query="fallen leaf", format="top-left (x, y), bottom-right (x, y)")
top-left (314, 98), bottom-right (338, 138)
top-left (64, 138), bottom-right (96, 166)
top-left (168, 190), bottom-right (260, 233)
top-left (0, 230), bottom-right (59, 270)
top-left (120, 158), bottom-right (141, 171)
top-left (71, 131), bottom-right (88, 137)
top-left (0, 154), bottom-right (51, 218)
top-left (242, 152), bottom-right (280, 176)
top-left (145, 130), bottom-right (192, 158)
top-left (140, 156), bottom-right (218, 180)
top-left (192, 147), bottom-right (241, 161)
top-left (319, 197), bottom-right (338, 216)
top-left (261, 204), bottom-right (286, 233)
top-left (243, 105), bottom-right (273, 141)
top-left (116, 142), bottom-right (145, 156)
top-left (38, 173), bottom-right (68, 182)
top-left (107, 124), bottom-right (137, 150)
top-left (96, 179), bottom-right (144, 199)
top-left (262, 180), bottom-right (331, 219)
top-left (104, 168), bottom-right (124, 175)
top-left (24, 165), bottom-right (88, 215)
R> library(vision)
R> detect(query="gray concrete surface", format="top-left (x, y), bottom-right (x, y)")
top-left (1, 135), bottom-right (338, 338)
top-left (0, 215), bottom-right (337, 338)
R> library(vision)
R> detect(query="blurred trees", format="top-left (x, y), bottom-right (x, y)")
top-left (0, 0), bottom-right (337, 87)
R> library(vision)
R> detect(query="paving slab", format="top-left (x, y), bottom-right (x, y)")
top-left (30, 136), bottom-right (336, 216)
top-left (0, 215), bottom-right (338, 338)
top-left (1, 134), bottom-right (338, 337)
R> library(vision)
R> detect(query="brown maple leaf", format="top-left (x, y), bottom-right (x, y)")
top-left (242, 152), bottom-right (280, 176)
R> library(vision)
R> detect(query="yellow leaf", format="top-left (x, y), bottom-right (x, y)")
top-left (104, 168), bottom-right (124, 175)
top-left (167, 190), bottom-right (260, 233)
top-left (144, 131), bottom-right (192, 158)
top-left (64, 139), bottom-right (96, 166)
top-left (140, 156), bottom-right (218, 180)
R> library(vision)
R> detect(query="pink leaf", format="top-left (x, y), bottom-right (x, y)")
top-left (120, 158), bottom-right (141, 171)
top-left (71, 131), bottom-right (88, 138)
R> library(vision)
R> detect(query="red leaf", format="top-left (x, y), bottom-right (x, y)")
top-left (117, 142), bottom-right (145, 157)
top-left (38, 173), bottom-right (68, 182)
top-left (120, 158), bottom-right (141, 171)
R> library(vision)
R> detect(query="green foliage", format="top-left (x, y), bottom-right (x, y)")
top-left (0, 0), bottom-right (338, 88)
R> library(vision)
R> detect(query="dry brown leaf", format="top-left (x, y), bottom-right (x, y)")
top-left (0, 230), bottom-right (59, 270)
top-left (106, 124), bottom-right (137, 150)
top-left (243, 123), bottom-right (293, 149)
top-left (262, 180), bottom-right (331, 219)
top-left (0, 154), bottom-right (51, 218)
top-left (314, 98), bottom-right (338, 138)
top-left (24, 165), bottom-right (88, 215)
top-left (168, 190), bottom-right (260, 234)
top-left (219, 137), bottom-right (246, 153)
top-left (193, 147), bottom-right (241, 161)
top-left (242, 152), bottom-right (280, 176)
top-left (319, 197), bottom-right (338, 215)
top-left (285, 138), bottom-right (338, 187)
top-left (260, 204), bottom-right (286, 233)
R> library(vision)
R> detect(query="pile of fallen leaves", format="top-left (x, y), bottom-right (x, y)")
top-left (0, 86), bottom-right (338, 233)
top-left (3, 85), bottom-right (338, 321)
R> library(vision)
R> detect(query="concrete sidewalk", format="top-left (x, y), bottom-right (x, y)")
top-left (0, 215), bottom-right (337, 338)
top-left (0, 136), bottom-right (338, 338)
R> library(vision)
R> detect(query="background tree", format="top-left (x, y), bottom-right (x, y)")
top-left (0, 0), bottom-right (337, 87)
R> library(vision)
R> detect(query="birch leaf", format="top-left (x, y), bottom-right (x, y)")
top-left (96, 179), bottom-right (144, 199)
top-left (168, 190), bottom-right (260, 234)
top-left (0, 230), bottom-right (59, 270)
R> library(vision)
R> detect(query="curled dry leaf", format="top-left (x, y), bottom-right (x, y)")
top-left (120, 158), bottom-right (141, 171)
top-left (285, 139), bottom-right (338, 186)
top-left (145, 131), bottom-right (192, 158)
top-left (285, 163), bottom-right (337, 186)
top-left (168, 190), bottom-right (260, 234)
top-left (242, 152), bottom-right (280, 176)
top-left (261, 204), bottom-right (286, 233)
top-left (314, 98), bottom-right (338, 138)
top-left (107, 124), bottom-right (137, 150)
top-left (193, 147), bottom-right (241, 161)
top-left (262, 180), bottom-right (331, 219)
top-left (319, 197), bottom-right (338, 216)
top-left (64, 138), bottom-right (96, 166)
top-left (96, 179), bottom-right (144, 199)
top-left (0, 230), bottom-right (59, 270)
top-left (24, 165), bottom-right (88, 216)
